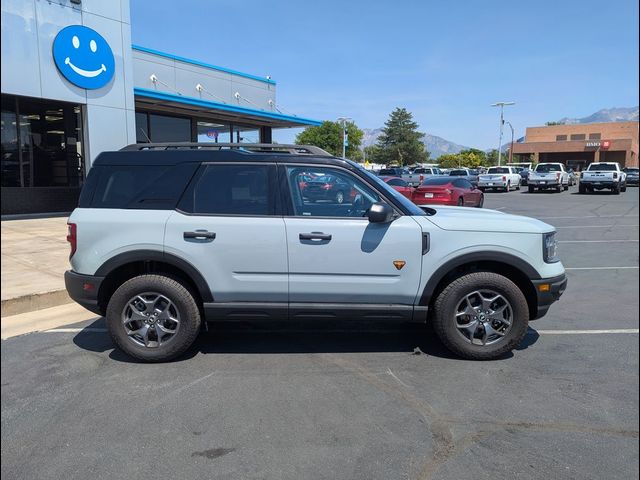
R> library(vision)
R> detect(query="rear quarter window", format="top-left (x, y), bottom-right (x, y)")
top-left (82, 163), bottom-right (198, 209)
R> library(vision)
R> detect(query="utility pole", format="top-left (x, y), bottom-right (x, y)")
top-left (337, 117), bottom-right (352, 159)
top-left (491, 102), bottom-right (515, 166)
top-left (505, 120), bottom-right (515, 164)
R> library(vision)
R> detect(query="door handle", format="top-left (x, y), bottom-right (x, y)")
top-left (183, 230), bottom-right (216, 240)
top-left (299, 232), bottom-right (332, 241)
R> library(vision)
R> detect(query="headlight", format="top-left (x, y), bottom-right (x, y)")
top-left (543, 231), bottom-right (559, 263)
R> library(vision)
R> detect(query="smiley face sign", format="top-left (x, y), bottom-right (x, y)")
top-left (52, 25), bottom-right (115, 90)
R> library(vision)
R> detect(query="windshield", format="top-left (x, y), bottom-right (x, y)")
top-left (449, 169), bottom-right (468, 176)
top-left (536, 164), bottom-right (562, 172)
top-left (588, 163), bottom-right (617, 171)
top-left (623, 168), bottom-right (639, 173)
top-left (351, 162), bottom-right (427, 216)
top-left (488, 167), bottom-right (510, 174)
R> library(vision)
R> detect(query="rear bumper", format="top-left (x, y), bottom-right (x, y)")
top-left (478, 181), bottom-right (507, 188)
top-left (580, 180), bottom-right (617, 188)
top-left (528, 180), bottom-right (560, 187)
top-left (64, 270), bottom-right (105, 315)
top-left (626, 177), bottom-right (639, 185)
top-left (414, 198), bottom-right (455, 206)
top-left (531, 274), bottom-right (567, 320)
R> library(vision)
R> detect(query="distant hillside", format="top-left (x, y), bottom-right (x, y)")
top-left (362, 128), bottom-right (469, 159)
top-left (558, 106), bottom-right (638, 124)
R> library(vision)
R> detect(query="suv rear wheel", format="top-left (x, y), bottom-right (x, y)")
top-left (106, 274), bottom-right (201, 362)
top-left (432, 272), bottom-right (529, 360)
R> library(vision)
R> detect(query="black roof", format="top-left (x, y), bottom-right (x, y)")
top-left (92, 143), bottom-right (351, 168)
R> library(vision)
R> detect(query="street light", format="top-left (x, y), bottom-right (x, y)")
top-left (336, 117), bottom-right (352, 159)
top-left (491, 102), bottom-right (515, 166)
top-left (505, 120), bottom-right (515, 164)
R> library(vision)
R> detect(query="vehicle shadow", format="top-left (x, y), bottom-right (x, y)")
top-left (72, 318), bottom-right (541, 363)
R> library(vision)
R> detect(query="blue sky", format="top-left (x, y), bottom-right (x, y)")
top-left (131, 0), bottom-right (639, 149)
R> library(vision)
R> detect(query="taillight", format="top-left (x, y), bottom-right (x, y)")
top-left (67, 223), bottom-right (77, 259)
top-left (556, 172), bottom-right (561, 179)
top-left (613, 172), bottom-right (618, 179)
top-left (419, 175), bottom-right (424, 182)
top-left (580, 172), bottom-right (584, 179)
top-left (502, 176), bottom-right (506, 181)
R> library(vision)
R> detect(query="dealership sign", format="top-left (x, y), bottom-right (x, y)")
top-left (53, 25), bottom-right (115, 89)
top-left (585, 140), bottom-right (611, 149)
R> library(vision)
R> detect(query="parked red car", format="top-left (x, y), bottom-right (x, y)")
top-left (380, 176), bottom-right (414, 200)
top-left (412, 176), bottom-right (484, 207)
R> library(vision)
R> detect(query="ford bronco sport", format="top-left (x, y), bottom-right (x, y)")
top-left (65, 143), bottom-right (567, 362)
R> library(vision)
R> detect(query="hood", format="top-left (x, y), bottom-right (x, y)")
top-left (414, 206), bottom-right (555, 234)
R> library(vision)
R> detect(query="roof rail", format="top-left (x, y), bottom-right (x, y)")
top-left (120, 143), bottom-right (333, 156)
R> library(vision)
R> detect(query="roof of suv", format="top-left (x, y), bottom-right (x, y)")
top-left (93, 143), bottom-right (346, 167)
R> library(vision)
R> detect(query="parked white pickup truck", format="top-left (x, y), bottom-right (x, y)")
top-left (477, 166), bottom-right (521, 192)
top-left (579, 162), bottom-right (627, 194)
top-left (528, 163), bottom-right (570, 193)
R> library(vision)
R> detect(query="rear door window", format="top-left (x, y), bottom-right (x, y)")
top-left (178, 164), bottom-right (276, 215)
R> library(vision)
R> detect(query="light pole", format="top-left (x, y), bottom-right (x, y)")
top-left (505, 120), bottom-right (515, 164)
top-left (491, 102), bottom-right (515, 166)
top-left (337, 117), bottom-right (352, 159)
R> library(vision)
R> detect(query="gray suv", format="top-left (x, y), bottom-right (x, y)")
top-left (65, 143), bottom-right (567, 362)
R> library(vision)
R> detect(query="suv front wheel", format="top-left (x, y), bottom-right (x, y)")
top-left (432, 272), bottom-right (529, 360)
top-left (106, 274), bottom-right (201, 362)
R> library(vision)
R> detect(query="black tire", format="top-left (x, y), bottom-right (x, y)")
top-left (528, 185), bottom-right (535, 193)
top-left (556, 184), bottom-right (562, 193)
top-left (505, 181), bottom-right (511, 192)
top-left (106, 274), bottom-right (202, 362)
top-left (432, 272), bottom-right (529, 360)
top-left (516, 181), bottom-right (521, 191)
top-left (563, 184), bottom-right (569, 191)
top-left (476, 195), bottom-right (484, 208)
top-left (612, 184), bottom-right (620, 195)
top-left (579, 184), bottom-right (586, 194)
top-left (621, 184), bottom-right (627, 192)
top-left (457, 197), bottom-right (464, 206)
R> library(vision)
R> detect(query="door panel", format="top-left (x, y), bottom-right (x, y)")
top-left (165, 213), bottom-right (288, 302)
top-left (284, 216), bottom-right (423, 304)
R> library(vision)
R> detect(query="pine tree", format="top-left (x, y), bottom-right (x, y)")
top-left (374, 108), bottom-right (429, 166)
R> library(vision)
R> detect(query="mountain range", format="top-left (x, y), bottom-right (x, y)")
top-left (362, 106), bottom-right (639, 159)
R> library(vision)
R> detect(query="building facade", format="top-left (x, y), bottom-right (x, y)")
top-left (512, 121), bottom-right (639, 172)
top-left (1, 0), bottom-right (320, 215)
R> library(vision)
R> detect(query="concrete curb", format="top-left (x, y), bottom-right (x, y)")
top-left (1, 290), bottom-right (72, 317)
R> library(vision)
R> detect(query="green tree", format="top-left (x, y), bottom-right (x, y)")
top-left (295, 121), bottom-right (364, 159)
top-left (458, 148), bottom-right (487, 165)
top-left (485, 149), bottom-right (501, 166)
top-left (437, 153), bottom-right (462, 169)
top-left (375, 108), bottom-right (429, 166)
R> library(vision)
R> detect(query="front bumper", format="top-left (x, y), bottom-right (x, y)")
top-left (64, 270), bottom-right (105, 315)
top-left (531, 273), bottom-right (567, 320)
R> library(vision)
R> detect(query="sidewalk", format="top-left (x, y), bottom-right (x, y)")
top-left (1, 217), bottom-right (71, 316)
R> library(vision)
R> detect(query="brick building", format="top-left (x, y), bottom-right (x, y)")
top-left (511, 121), bottom-right (638, 171)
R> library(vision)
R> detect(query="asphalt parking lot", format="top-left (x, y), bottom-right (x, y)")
top-left (2, 186), bottom-right (638, 480)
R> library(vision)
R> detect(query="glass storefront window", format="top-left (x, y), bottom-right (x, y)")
top-left (234, 125), bottom-right (260, 143)
top-left (148, 113), bottom-right (191, 142)
top-left (1, 94), bottom-right (83, 188)
top-left (135, 112), bottom-right (150, 143)
top-left (196, 121), bottom-right (231, 143)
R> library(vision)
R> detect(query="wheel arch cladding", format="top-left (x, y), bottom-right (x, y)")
top-left (420, 252), bottom-right (539, 320)
top-left (95, 250), bottom-right (213, 311)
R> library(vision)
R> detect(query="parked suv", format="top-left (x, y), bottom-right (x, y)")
top-left (65, 143), bottom-right (567, 362)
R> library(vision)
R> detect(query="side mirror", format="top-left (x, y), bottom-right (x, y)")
top-left (367, 202), bottom-right (394, 223)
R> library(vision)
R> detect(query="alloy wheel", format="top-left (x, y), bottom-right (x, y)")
top-left (454, 289), bottom-right (513, 346)
top-left (121, 292), bottom-right (181, 348)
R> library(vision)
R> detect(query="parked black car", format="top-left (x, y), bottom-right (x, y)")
top-left (623, 167), bottom-right (639, 186)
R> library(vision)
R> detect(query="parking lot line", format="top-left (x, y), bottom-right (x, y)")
top-left (559, 240), bottom-right (639, 243)
top-left (538, 214), bottom-right (638, 220)
top-left (565, 266), bottom-right (639, 270)
top-left (556, 224), bottom-right (639, 229)
top-left (42, 327), bottom-right (640, 335)
top-left (534, 329), bottom-right (639, 335)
